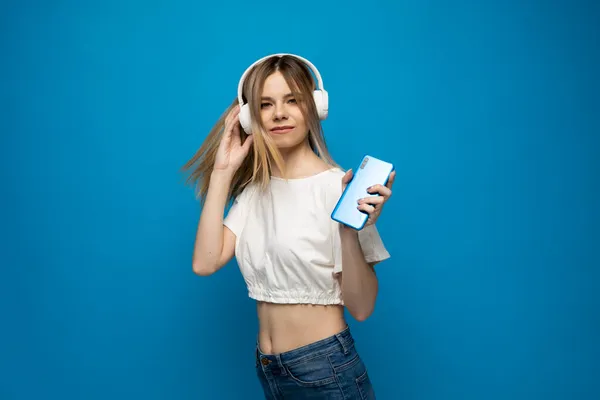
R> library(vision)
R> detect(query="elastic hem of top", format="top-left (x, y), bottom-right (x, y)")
top-left (247, 289), bottom-right (343, 306)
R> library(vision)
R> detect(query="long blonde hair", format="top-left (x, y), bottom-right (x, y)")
top-left (182, 54), bottom-right (337, 204)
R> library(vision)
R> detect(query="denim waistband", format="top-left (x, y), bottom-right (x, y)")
top-left (256, 325), bottom-right (354, 369)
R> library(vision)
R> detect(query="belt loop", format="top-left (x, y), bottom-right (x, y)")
top-left (276, 354), bottom-right (287, 376)
top-left (335, 332), bottom-right (349, 354)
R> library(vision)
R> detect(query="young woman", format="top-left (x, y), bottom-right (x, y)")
top-left (182, 53), bottom-right (395, 399)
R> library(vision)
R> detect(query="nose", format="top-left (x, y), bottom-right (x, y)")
top-left (273, 102), bottom-right (288, 121)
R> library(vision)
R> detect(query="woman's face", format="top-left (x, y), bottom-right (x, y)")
top-left (259, 71), bottom-right (309, 150)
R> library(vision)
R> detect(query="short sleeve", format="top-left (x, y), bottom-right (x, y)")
top-left (332, 223), bottom-right (391, 274)
top-left (358, 224), bottom-right (391, 263)
top-left (223, 187), bottom-right (250, 237)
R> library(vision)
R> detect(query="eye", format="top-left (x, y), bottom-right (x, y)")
top-left (260, 102), bottom-right (271, 109)
top-left (287, 98), bottom-right (297, 104)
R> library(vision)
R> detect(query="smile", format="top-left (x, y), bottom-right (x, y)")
top-left (270, 126), bottom-right (294, 134)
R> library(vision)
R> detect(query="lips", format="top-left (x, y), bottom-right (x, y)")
top-left (270, 125), bottom-right (294, 134)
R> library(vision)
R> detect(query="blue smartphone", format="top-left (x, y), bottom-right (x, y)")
top-left (331, 155), bottom-right (395, 230)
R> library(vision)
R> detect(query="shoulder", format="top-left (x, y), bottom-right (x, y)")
top-left (232, 181), bottom-right (259, 204)
top-left (325, 167), bottom-right (346, 178)
top-left (316, 167), bottom-right (346, 186)
top-left (288, 167), bottom-right (344, 198)
top-left (301, 167), bottom-right (347, 208)
top-left (319, 167), bottom-right (348, 193)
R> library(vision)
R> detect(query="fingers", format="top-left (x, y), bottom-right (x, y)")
top-left (355, 170), bottom-right (395, 225)
top-left (224, 105), bottom-right (241, 138)
top-left (367, 184), bottom-right (392, 197)
top-left (386, 171), bottom-right (396, 189)
top-left (342, 169), bottom-right (353, 184)
top-left (357, 203), bottom-right (376, 214)
top-left (358, 196), bottom-right (385, 206)
top-left (241, 134), bottom-right (254, 152)
top-left (228, 109), bottom-right (240, 131)
top-left (225, 104), bottom-right (240, 123)
top-left (231, 118), bottom-right (242, 145)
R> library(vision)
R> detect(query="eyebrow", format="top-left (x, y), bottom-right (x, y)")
top-left (261, 93), bottom-right (295, 101)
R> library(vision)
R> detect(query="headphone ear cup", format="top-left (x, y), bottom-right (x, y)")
top-left (238, 104), bottom-right (252, 134)
top-left (313, 90), bottom-right (329, 120)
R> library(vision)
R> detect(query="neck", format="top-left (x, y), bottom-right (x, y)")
top-left (270, 140), bottom-right (327, 179)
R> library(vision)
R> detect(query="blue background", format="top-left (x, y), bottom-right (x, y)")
top-left (1, 0), bottom-right (598, 399)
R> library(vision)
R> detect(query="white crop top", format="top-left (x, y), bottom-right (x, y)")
top-left (223, 167), bottom-right (390, 305)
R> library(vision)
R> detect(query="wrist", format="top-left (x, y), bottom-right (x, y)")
top-left (211, 168), bottom-right (235, 183)
top-left (209, 169), bottom-right (236, 195)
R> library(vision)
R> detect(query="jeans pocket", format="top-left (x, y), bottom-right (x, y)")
top-left (356, 369), bottom-right (376, 400)
top-left (284, 355), bottom-right (337, 387)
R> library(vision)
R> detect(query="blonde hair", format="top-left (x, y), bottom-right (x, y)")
top-left (182, 55), bottom-right (337, 204)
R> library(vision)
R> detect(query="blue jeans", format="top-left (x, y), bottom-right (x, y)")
top-left (255, 326), bottom-right (376, 399)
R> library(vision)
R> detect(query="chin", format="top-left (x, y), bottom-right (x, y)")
top-left (269, 132), bottom-right (308, 150)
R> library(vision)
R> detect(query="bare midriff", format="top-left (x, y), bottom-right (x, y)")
top-left (256, 302), bottom-right (347, 355)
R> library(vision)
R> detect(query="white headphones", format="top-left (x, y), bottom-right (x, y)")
top-left (237, 53), bottom-right (329, 135)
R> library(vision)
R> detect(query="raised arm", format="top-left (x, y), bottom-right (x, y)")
top-left (192, 170), bottom-right (238, 275)
top-left (191, 104), bottom-right (253, 276)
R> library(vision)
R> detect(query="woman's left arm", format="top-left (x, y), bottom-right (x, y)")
top-left (338, 170), bottom-right (396, 322)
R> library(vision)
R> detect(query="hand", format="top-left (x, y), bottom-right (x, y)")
top-left (214, 105), bottom-right (253, 173)
top-left (341, 169), bottom-right (396, 228)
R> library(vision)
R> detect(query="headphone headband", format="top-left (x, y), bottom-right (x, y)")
top-left (236, 53), bottom-right (325, 105)
top-left (236, 53), bottom-right (329, 134)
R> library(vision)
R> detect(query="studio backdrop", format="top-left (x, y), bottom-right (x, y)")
top-left (1, 0), bottom-right (598, 399)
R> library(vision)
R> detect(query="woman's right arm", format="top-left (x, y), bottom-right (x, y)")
top-left (192, 170), bottom-right (237, 276)
top-left (191, 104), bottom-right (252, 276)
